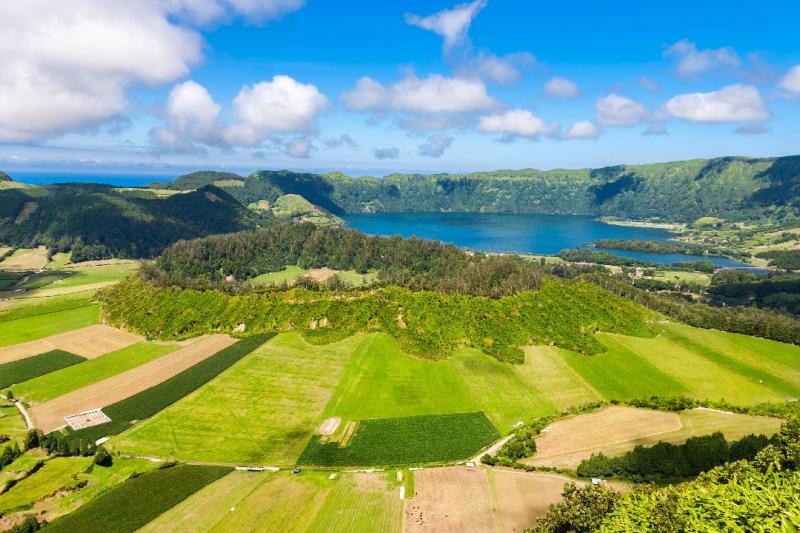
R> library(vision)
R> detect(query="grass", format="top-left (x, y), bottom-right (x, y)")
top-left (73, 334), bottom-right (272, 442)
top-left (139, 470), bottom-right (402, 533)
top-left (44, 464), bottom-right (231, 533)
top-left (45, 253), bottom-right (72, 270)
top-left (54, 262), bottom-right (139, 289)
top-left (12, 343), bottom-right (177, 403)
top-left (246, 265), bottom-right (308, 285)
top-left (0, 457), bottom-right (89, 513)
top-left (0, 401), bottom-right (27, 444)
top-left (0, 350), bottom-right (86, 389)
top-left (651, 270), bottom-right (711, 286)
top-left (298, 412), bottom-right (499, 467)
top-left (0, 305), bottom-right (100, 347)
top-left (110, 333), bottom-right (350, 464)
top-left (0, 295), bottom-right (95, 322)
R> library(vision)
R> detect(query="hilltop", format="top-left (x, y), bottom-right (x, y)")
top-left (162, 155), bottom-right (800, 224)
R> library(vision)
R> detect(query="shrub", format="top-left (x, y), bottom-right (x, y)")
top-left (93, 446), bottom-right (112, 467)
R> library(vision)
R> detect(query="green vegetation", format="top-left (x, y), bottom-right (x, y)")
top-left (709, 270), bottom-right (800, 316)
top-left (0, 351), bottom-right (86, 389)
top-left (269, 193), bottom-right (342, 226)
top-left (100, 277), bottom-right (657, 363)
top-left (111, 333), bottom-right (356, 464)
top-left (298, 412), bottom-right (499, 467)
top-left (0, 304), bottom-right (100, 347)
top-left (576, 432), bottom-right (770, 482)
top-left (0, 295), bottom-right (95, 323)
top-left (0, 183), bottom-right (266, 259)
top-left (0, 400), bottom-right (27, 446)
top-left (72, 334), bottom-right (271, 442)
top-left (756, 249), bottom-right (800, 270)
top-left (44, 464), bottom-right (231, 533)
top-left (558, 248), bottom-right (716, 272)
top-left (0, 457), bottom-right (88, 513)
top-left (591, 238), bottom-right (745, 259)
top-left (246, 265), bottom-right (308, 285)
top-left (12, 343), bottom-right (176, 403)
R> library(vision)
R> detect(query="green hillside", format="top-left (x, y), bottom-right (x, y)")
top-left (162, 155), bottom-right (800, 223)
top-left (0, 184), bottom-right (267, 258)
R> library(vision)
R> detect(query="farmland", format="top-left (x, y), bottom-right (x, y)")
top-left (44, 464), bottom-right (231, 533)
top-left (0, 350), bottom-right (86, 389)
top-left (0, 324), bottom-right (142, 364)
top-left (298, 412), bottom-right (499, 467)
top-left (0, 457), bottom-right (88, 513)
top-left (0, 305), bottom-right (100, 347)
top-left (140, 470), bottom-right (402, 533)
top-left (11, 342), bottom-right (177, 403)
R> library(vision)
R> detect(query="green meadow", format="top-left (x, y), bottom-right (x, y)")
top-left (0, 457), bottom-right (89, 513)
top-left (0, 304), bottom-right (100, 346)
top-left (110, 322), bottom-right (800, 465)
top-left (0, 350), bottom-right (86, 389)
top-left (12, 342), bottom-right (177, 403)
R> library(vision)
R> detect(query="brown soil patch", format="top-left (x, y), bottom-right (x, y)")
top-left (317, 416), bottom-right (341, 435)
top-left (29, 334), bottom-right (236, 432)
top-left (306, 268), bottom-right (339, 282)
top-left (0, 325), bottom-right (143, 364)
top-left (404, 467), bottom-right (496, 532)
top-left (490, 470), bottom-right (578, 532)
top-left (1, 246), bottom-right (48, 271)
top-left (526, 406), bottom-right (682, 469)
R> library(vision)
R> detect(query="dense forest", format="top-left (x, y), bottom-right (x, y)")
top-left (160, 155), bottom-right (800, 223)
top-left (590, 238), bottom-right (747, 259)
top-left (0, 183), bottom-right (267, 258)
top-left (708, 270), bottom-right (800, 316)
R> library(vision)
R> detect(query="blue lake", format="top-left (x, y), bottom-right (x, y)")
top-left (12, 171), bottom-right (174, 187)
top-left (343, 212), bottom-right (746, 268)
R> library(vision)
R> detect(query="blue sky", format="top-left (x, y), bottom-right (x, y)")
top-left (1, 0), bottom-right (799, 176)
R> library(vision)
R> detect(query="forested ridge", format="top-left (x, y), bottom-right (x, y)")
top-left (0, 183), bottom-right (267, 258)
top-left (161, 154), bottom-right (800, 223)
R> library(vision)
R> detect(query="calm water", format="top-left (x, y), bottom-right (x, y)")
top-left (343, 212), bottom-right (746, 267)
top-left (12, 171), bottom-right (174, 187)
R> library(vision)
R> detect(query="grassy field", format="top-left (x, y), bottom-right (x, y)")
top-left (44, 465), bottom-right (231, 533)
top-left (298, 412), bottom-right (499, 467)
top-left (11, 343), bottom-right (177, 403)
top-left (0, 350), bottom-right (86, 389)
top-left (0, 304), bottom-right (100, 347)
top-left (140, 470), bottom-right (402, 533)
top-left (246, 265), bottom-right (377, 287)
top-left (0, 294), bottom-right (95, 321)
top-left (55, 262), bottom-right (139, 289)
top-left (0, 247), bottom-right (48, 271)
top-left (0, 457), bottom-right (89, 513)
top-left (108, 333), bottom-right (342, 464)
top-left (0, 400), bottom-right (27, 447)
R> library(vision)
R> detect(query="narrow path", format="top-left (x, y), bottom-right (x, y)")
top-left (15, 401), bottom-right (34, 430)
top-left (470, 433), bottom-right (514, 463)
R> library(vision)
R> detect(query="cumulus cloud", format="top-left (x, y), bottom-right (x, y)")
top-left (342, 74), bottom-right (495, 115)
top-left (596, 94), bottom-right (654, 126)
top-left (405, 0), bottom-right (487, 51)
top-left (281, 137), bottom-right (314, 158)
top-left (373, 147), bottom-right (400, 160)
top-left (417, 134), bottom-right (454, 157)
top-left (459, 51), bottom-right (535, 85)
top-left (543, 77), bottom-right (581, 99)
top-left (779, 65), bottom-right (800, 96)
top-left (477, 109), bottom-right (556, 140)
top-left (734, 123), bottom-right (769, 135)
top-left (564, 120), bottom-right (599, 140)
top-left (324, 134), bottom-right (359, 149)
top-left (642, 125), bottom-right (669, 136)
top-left (638, 77), bottom-right (661, 92)
top-left (164, 0), bottom-right (304, 25)
top-left (665, 84), bottom-right (770, 122)
top-left (664, 39), bottom-right (740, 78)
top-left (0, 0), bottom-right (202, 143)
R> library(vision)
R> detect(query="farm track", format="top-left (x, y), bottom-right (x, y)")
top-left (0, 325), bottom-right (142, 364)
top-left (29, 334), bottom-right (236, 432)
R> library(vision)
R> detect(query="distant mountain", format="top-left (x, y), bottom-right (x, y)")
top-left (165, 155), bottom-right (800, 223)
top-left (0, 183), bottom-right (267, 259)
top-left (0, 171), bottom-right (11, 181)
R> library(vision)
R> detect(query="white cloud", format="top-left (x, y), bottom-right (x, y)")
top-left (405, 0), bottom-right (487, 50)
top-left (543, 77), bottom-right (581, 99)
top-left (664, 39), bottom-right (740, 78)
top-left (665, 84), bottom-right (770, 122)
top-left (564, 120), bottom-right (599, 140)
top-left (418, 134), bottom-right (454, 157)
top-left (282, 137), bottom-right (314, 158)
top-left (373, 147), bottom-right (399, 160)
top-left (164, 0), bottom-right (304, 24)
top-left (227, 75), bottom-right (327, 145)
top-left (166, 81), bottom-right (226, 145)
top-left (477, 109), bottom-right (556, 140)
top-left (0, 0), bottom-right (203, 143)
top-left (596, 94), bottom-right (653, 126)
top-left (324, 134), bottom-right (358, 149)
top-left (341, 74), bottom-right (496, 116)
top-left (638, 77), bottom-right (660, 92)
top-left (461, 51), bottom-right (535, 84)
top-left (779, 65), bottom-right (800, 96)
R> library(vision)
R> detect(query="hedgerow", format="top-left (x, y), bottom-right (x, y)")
top-left (70, 333), bottom-right (272, 441)
top-left (297, 412), bottom-right (499, 467)
top-left (98, 277), bottom-right (657, 363)
top-left (43, 464), bottom-right (231, 533)
top-left (0, 351), bottom-right (86, 389)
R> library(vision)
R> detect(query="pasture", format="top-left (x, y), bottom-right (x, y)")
top-left (0, 400), bottom-right (27, 444)
top-left (298, 412), bottom-right (499, 467)
top-left (12, 342), bottom-right (177, 403)
top-left (527, 406), bottom-right (782, 469)
top-left (0, 247), bottom-right (48, 271)
top-left (30, 334), bottom-right (236, 432)
top-left (0, 305), bottom-right (100, 348)
top-left (140, 470), bottom-right (402, 533)
top-left (0, 324), bottom-right (142, 364)
top-left (0, 350), bottom-right (86, 389)
top-left (44, 464), bottom-right (231, 533)
top-left (0, 457), bottom-right (89, 513)
top-left (246, 265), bottom-right (377, 287)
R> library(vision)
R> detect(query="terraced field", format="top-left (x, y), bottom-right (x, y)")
top-left (139, 470), bottom-right (402, 533)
